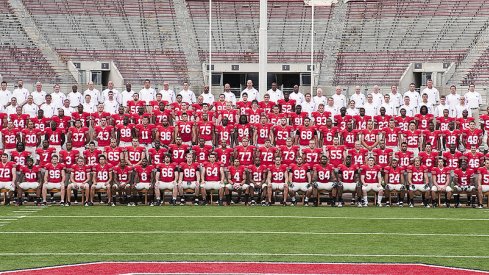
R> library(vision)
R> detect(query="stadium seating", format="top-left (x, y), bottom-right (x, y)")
top-left (464, 48), bottom-right (489, 85)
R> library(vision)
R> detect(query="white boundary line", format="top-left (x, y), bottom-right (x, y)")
top-left (4, 215), bottom-right (489, 221)
top-left (1, 261), bottom-right (488, 274)
top-left (0, 253), bottom-right (488, 259)
top-left (0, 231), bottom-right (488, 237)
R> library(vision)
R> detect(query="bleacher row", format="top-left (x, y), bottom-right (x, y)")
top-left (1, 0), bottom-right (489, 86)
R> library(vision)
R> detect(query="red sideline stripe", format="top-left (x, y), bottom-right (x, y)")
top-left (1, 262), bottom-right (488, 275)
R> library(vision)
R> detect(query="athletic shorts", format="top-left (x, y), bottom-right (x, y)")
top-left (341, 182), bottom-right (358, 192)
top-left (410, 184), bottom-right (430, 192)
top-left (271, 182), bottom-right (286, 191)
top-left (156, 181), bottom-right (176, 190)
top-left (226, 183), bottom-right (249, 191)
top-left (431, 185), bottom-right (453, 192)
top-left (362, 184), bottom-right (384, 192)
top-left (45, 182), bottom-right (62, 190)
top-left (135, 182), bottom-right (151, 190)
top-left (0, 181), bottom-right (15, 191)
top-left (454, 185), bottom-right (475, 193)
top-left (92, 182), bottom-right (109, 190)
top-left (19, 182), bottom-right (39, 190)
top-left (386, 184), bottom-right (405, 192)
top-left (317, 182), bottom-right (335, 191)
top-left (290, 182), bottom-right (311, 192)
top-left (202, 181), bottom-right (223, 190)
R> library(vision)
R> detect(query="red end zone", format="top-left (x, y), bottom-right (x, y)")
top-left (1, 262), bottom-right (488, 275)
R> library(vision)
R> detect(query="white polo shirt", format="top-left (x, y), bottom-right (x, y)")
top-left (465, 91), bottom-right (482, 109)
top-left (31, 90), bottom-right (47, 106)
top-left (332, 94), bottom-right (347, 108)
top-left (139, 87), bottom-right (156, 102)
top-left (67, 92), bottom-right (83, 107)
top-left (241, 88), bottom-right (259, 101)
top-left (350, 93), bottom-right (366, 108)
top-left (159, 89), bottom-right (176, 104)
top-left (179, 89), bottom-right (197, 104)
top-left (22, 103), bottom-right (39, 118)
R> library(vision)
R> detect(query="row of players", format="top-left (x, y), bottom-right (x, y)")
top-left (0, 106), bottom-right (487, 154)
top-left (0, 141), bottom-right (488, 208)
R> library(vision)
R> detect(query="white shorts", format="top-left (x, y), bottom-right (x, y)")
top-left (431, 185), bottom-right (453, 192)
top-left (481, 185), bottom-right (489, 193)
top-left (19, 182), bottom-right (39, 190)
top-left (135, 182), bottom-right (151, 190)
top-left (45, 182), bottom-right (62, 190)
top-left (362, 184), bottom-right (384, 192)
top-left (291, 182), bottom-right (311, 192)
top-left (342, 182), bottom-right (358, 192)
top-left (70, 182), bottom-right (88, 190)
top-left (226, 183), bottom-right (249, 191)
top-left (317, 182), bottom-right (335, 191)
top-left (92, 182), bottom-right (109, 190)
top-left (386, 184), bottom-right (405, 192)
top-left (203, 181), bottom-right (223, 190)
top-left (0, 181), bottom-right (15, 191)
top-left (454, 186), bottom-right (476, 193)
top-left (410, 184), bottom-right (430, 192)
top-left (180, 181), bottom-right (197, 189)
top-left (156, 181), bottom-right (175, 190)
top-left (271, 182), bottom-right (286, 191)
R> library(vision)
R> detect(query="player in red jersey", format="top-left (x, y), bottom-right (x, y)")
top-left (272, 117), bottom-right (294, 146)
top-left (360, 157), bottom-right (384, 207)
top-left (89, 155), bottom-right (113, 206)
top-left (279, 137), bottom-right (300, 165)
top-left (44, 121), bottom-right (65, 154)
top-left (195, 103), bottom-right (216, 122)
top-left (116, 116), bottom-right (135, 148)
top-left (441, 121), bottom-right (462, 151)
top-left (383, 119), bottom-right (401, 152)
top-left (17, 157), bottom-right (41, 205)
top-left (195, 113), bottom-right (214, 145)
top-left (464, 145), bottom-right (484, 169)
top-left (178, 153), bottom-right (202, 205)
top-left (325, 137), bottom-right (345, 167)
top-left (127, 93), bottom-right (146, 114)
top-left (418, 143), bottom-right (438, 169)
top-left (352, 108), bottom-right (371, 130)
top-left (268, 105), bottom-right (286, 125)
top-left (155, 117), bottom-right (175, 147)
top-left (135, 116), bottom-right (155, 149)
top-left (175, 113), bottom-right (194, 145)
top-left (126, 138), bottom-right (146, 166)
top-left (66, 156), bottom-right (90, 206)
top-left (247, 157), bottom-right (268, 205)
top-left (201, 153), bottom-right (225, 205)
top-left (213, 94), bottom-right (226, 112)
top-left (383, 158), bottom-right (405, 207)
top-left (295, 118), bottom-right (317, 148)
top-left (59, 142), bottom-right (79, 171)
top-left (288, 105), bottom-right (308, 127)
top-left (311, 104), bottom-right (331, 127)
top-left (92, 117), bottom-right (114, 150)
top-left (407, 157), bottom-right (430, 207)
top-left (83, 141), bottom-right (102, 166)
top-left (236, 93), bottom-right (252, 115)
top-left (234, 138), bottom-right (255, 166)
top-left (30, 110), bottom-right (49, 134)
top-left (258, 94), bottom-right (275, 113)
top-left (421, 122), bottom-right (441, 151)
top-left (319, 118), bottom-right (338, 148)
top-left (401, 121), bottom-right (422, 156)
top-left (225, 159), bottom-right (250, 205)
top-left (374, 108), bottom-right (391, 131)
top-left (462, 121), bottom-right (483, 149)
top-left (372, 140), bottom-right (393, 169)
top-left (395, 108), bottom-right (413, 131)
top-left (334, 107), bottom-right (353, 130)
top-left (36, 140), bottom-right (56, 167)
top-left (2, 121), bottom-right (19, 156)
top-left (431, 157), bottom-right (453, 207)
top-left (72, 105), bottom-right (91, 127)
top-left (415, 111), bottom-right (434, 131)
top-left (67, 120), bottom-right (89, 152)
top-left (21, 120), bottom-right (41, 155)
top-left (348, 141), bottom-right (368, 166)
top-left (217, 101), bottom-right (238, 125)
top-left (253, 116), bottom-right (273, 146)
top-left (91, 104), bottom-right (110, 126)
top-left (112, 159), bottom-right (133, 206)
top-left (395, 142), bottom-right (414, 168)
top-left (105, 139), bottom-right (126, 166)
top-left (235, 115), bottom-right (252, 144)
top-left (313, 155), bottom-right (339, 206)
top-left (0, 153), bottom-right (17, 204)
top-left (288, 156), bottom-right (312, 206)
top-left (457, 110), bottom-right (475, 130)
top-left (258, 139), bottom-right (277, 166)
top-left (442, 144), bottom-right (463, 169)
top-left (266, 156), bottom-right (289, 205)
top-left (453, 159), bottom-right (476, 207)
top-left (11, 142), bottom-right (31, 171)
top-left (10, 106), bottom-right (29, 129)
top-left (277, 92), bottom-right (295, 114)
top-left (41, 155), bottom-right (65, 206)
top-left (302, 139), bottom-right (323, 166)
top-left (192, 138), bottom-right (212, 163)
top-left (147, 140), bottom-right (167, 165)
top-left (214, 140), bottom-right (233, 166)
top-left (340, 121), bottom-right (358, 149)
top-left (133, 158), bottom-right (154, 205)
top-left (214, 117), bottom-right (234, 146)
top-left (154, 154), bottom-right (179, 206)
top-left (477, 158), bottom-right (489, 208)
top-left (111, 106), bottom-right (130, 126)
top-left (361, 120), bottom-right (379, 151)
top-left (153, 103), bottom-right (173, 124)
top-left (437, 109), bottom-right (455, 131)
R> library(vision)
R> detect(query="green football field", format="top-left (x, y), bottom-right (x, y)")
top-left (0, 205), bottom-right (489, 272)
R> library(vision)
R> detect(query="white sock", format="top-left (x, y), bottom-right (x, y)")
top-left (363, 196), bottom-right (367, 203)
top-left (377, 196), bottom-right (383, 204)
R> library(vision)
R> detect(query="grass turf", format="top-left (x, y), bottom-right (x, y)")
top-left (0, 205), bottom-right (488, 272)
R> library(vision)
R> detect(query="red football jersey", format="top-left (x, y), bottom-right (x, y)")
top-left (395, 151), bottom-right (414, 167)
top-left (126, 146), bottom-right (146, 164)
top-left (105, 146), bottom-right (125, 166)
top-left (313, 164), bottom-right (334, 183)
top-left (202, 161), bottom-right (222, 181)
top-left (247, 164), bottom-right (268, 183)
top-left (414, 114), bottom-right (434, 130)
top-left (327, 145), bottom-right (345, 167)
top-left (289, 163), bottom-right (310, 183)
top-left (361, 165), bottom-right (381, 184)
top-left (235, 145), bottom-right (255, 165)
top-left (478, 166), bottom-right (489, 185)
top-left (407, 165), bottom-right (426, 185)
top-left (113, 165), bottom-right (133, 184)
top-left (418, 151), bottom-right (438, 168)
top-left (45, 163), bottom-right (65, 183)
top-left (279, 145), bottom-right (300, 165)
top-left (402, 129), bottom-right (422, 149)
top-left (383, 127), bottom-right (401, 147)
top-left (116, 124), bottom-right (134, 144)
top-left (92, 163), bottom-right (113, 182)
top-left (11, 151), bottom-right (31, 169)
top-left (272, 125), bottom-right (294, 146)
top-left (384, 166), bottom-right (404, 184)
top-left (168, 144), bottom-right (189, 164)
top-left (432, 167), bottom-right (451, 185)
top-left (196, 121), bottom-right (214, 141)
top-left (59, 149), bottom-right (80, 169)
top-left (36, 147), bottom-right (55, 166)
top-left (258, 147), bottom-right (277, 166)
top-left (192, 145), bottom-right (213, 163)
top-left (269, 164), bottom-right (288, 183)
top-left (136, 124), bottom-right (154, 144)
top-left (454, 168), bottom-right (475, 186)
top-left (442, 151), bottom-right (463, 169)
top-left (21, 165), bottom-right (41, 183)
top-left (372, 148), bottom-right (392, 168)
top-left (2, 128), bottom-right (18, 149)
top-left (147, 147), bottom-right (167, 165)
top-left (320, 126), bottom-right (338, 146)
top-left (254, 123), bottom-right (273, 145)
top-left (176, 121), bottom-right (193, 143)
top-left (312, 111), bottom-right (331, 127)
top-left (179, 162), bottom-right (199, 182)
top-left (155, 125), bottom-right (174, 146)
top-left (71, 164), bottom-right (91, 184)
top-left (296, 126), bottom-right (317, 146)
top-left (228, 165), bottom-right (246, 183)
top-left (348, 148), bottom-right (368, 166)
top-left (464, 151), bottom-right (484, 169)
top-left (337, 164), bottom-right (357, 183)
top-left (215, 125), bottom-right (233, 145)
top-left (214, 148), bottom-right (233, 166)
top-left (340, 129), bottom-right (358, 149)
top-left (302, 148), bottom-right (322, 165)
top-left (134, 165), bottom-right (154, 183)
top-left (0, 161), bottom-right (15, 181)
top-left (68, 127), bottom-right (89, 148)
top-left (83, 149), bottom-right (102, 166)
top-left (21, 129), bottom-right (40, 147)
top-left (157, 163), bottom-right (178, 182)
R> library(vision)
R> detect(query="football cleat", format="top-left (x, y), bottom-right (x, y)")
top-left (408, 203), bottom-right (414, 208)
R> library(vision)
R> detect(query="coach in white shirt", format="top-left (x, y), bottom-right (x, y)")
top-left (465, 83), bottom-right (482, 120)
top-left (223, 83), bottom-right (237, 106)
top-left (421, 79), bottom-right (440, 106)
top-left (332, 86), bottom-right (347, 109)
top-left (12, 80), bottom-right (29, 105)
top-left (82, 95), bottom-right (96, 113)
top-left (22, 96), bottom-right (39, 118)
top-left (380, 94), bottom-right (396, 116)
top-left (350, 86), bottom-right (366, 109)
top-left (61, 99), bottom-right (73, 116)
top-left (159, 81), bottom-right (176, 104)
top-left (419, 93), bottom-right (434, 114)
top-left (301, 93), bottom-right (315, 117)
top-left (399, 96), bottom-right (416, 117)
top-left (388, 85), bottom-right (403, 110)
top-left (40, 94), bottom-right (57, 118)
top-left (403, 83), bottom-right (421, 108)
top-left (67, 85), bottom-right (83, 108)
top-left (104, 91), bottom-right (120, 114)
top-left (31, 82), bottom-right (47, 106)
top-left (313, 88), bottom-right (327, 109)
top-left (446, 85), bottom-right (461, 109)
top-left (266, 82), bottom-right (283, 103)
top-left (241, 80), bottom-right (259, 101)
top-left (289, 85), bottom-right (305, 105)
top-left (435, 96), bottom-right (455, 118)
top-left (179, 82), bottom-right (196, 104)
top-left (201, 85), bottom-right (215, 105)
top-left (101, 81), bottom-right (120, 104)
top-left (50, 84), bottom-right (66, 109)
top-left (84, 81), bottom-right (101, 104)
top-left (0, 81), bottom-right (12, 111)
top-left (455, 96), bottom-right (472, 118)
top-left (121, 83), bottom-right (135, 107)
top-left (324, 97), bottom-right (339, 117)
top-left (363, 94), bottom-right (378, 116)
top-left (371, 85), bottom-right (384, 107)
top-left (5, 98), bottom-right (19, 116)
top-left (139, 79), bottom-right (156, 102)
